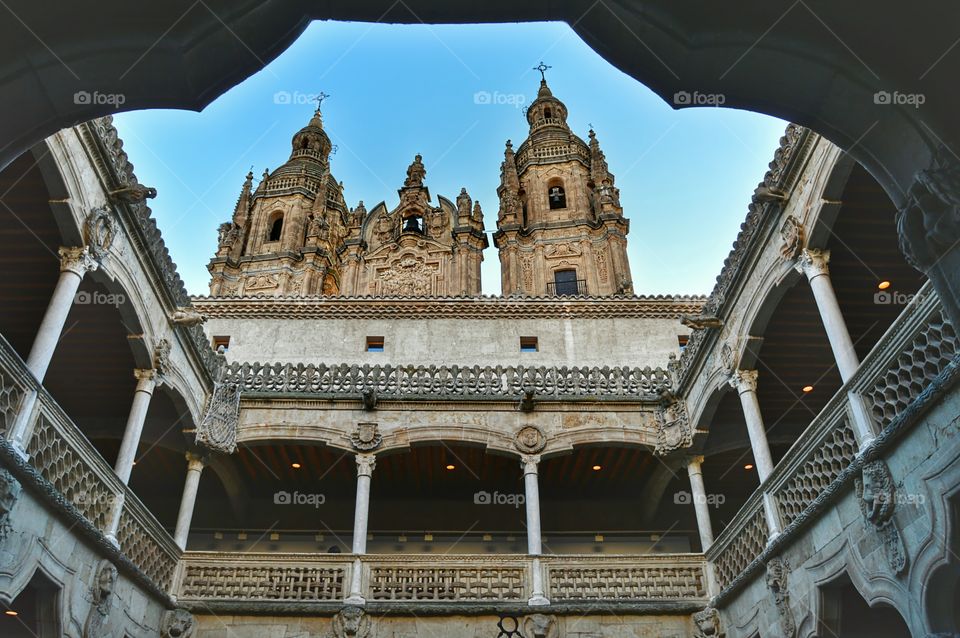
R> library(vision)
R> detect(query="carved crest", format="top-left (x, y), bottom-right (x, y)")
top-left (693, 607), bottom-right (723, 637)
top-left (377, 254), bottom-right (437, 296)
top-left (522, 614), bottom-right (558, 638)
top-left (331, 605), bottom-right (370, 638)
top-left (778, 214), bottom-right (805, 260)
top-left (514, 425), bottom-right (546, 454)
top-left (161, 609), bottom-right (196, 638)
top-left (856, 460), bottom-right (908, 574)
top-left (350, 422), bottom-right (382, 451)
top-left (765, 557), bottom-right (796, 638)
top-left (719, 342), bottom-right (737, 375)
top-left (83, 206), bottom-right (118, 262)
top-left (655, 397), bottom-right (692, 456)
top-left (83, 560), bottom-right (118, 638)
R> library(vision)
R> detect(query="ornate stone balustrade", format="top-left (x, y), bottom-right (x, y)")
top-left (174, 553), bottom-right (709, 607)
top-left (707, 282), bottom-right (957, 595)
top-left (223, 361), bottom-right (673, 401)
top-left (0, 334), bottom-right (180, 592)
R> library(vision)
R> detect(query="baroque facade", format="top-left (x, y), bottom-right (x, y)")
top-left (0, 83), bottom-right (958, 638)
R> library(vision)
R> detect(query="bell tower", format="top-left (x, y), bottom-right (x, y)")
top-left (492, 65), bottom-right (633, 296)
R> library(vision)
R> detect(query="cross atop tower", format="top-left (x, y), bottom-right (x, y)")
top-left (314, 91), bottom-right (330, 113)
top-left (533, 61), bottom-right (552, 82)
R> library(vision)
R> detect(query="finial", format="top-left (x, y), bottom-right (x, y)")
top-left (314, 91), bottom-right (330, 114)
top-left (533, 61), bottom-right (552, 82)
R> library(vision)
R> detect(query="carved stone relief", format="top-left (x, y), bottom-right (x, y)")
top-left (350, 422), bottom-right (382, 452)
top-left (84, 206), bottom-right (118, 262)
top-left (765, 557), bottom-right (796, 638)
top-left (654, 396), bottom-right (692, 456)
top-left (0, 468), bottom-right (21, 542)
top-left (161, 608), bottom-right (196, 638)
top-left (778, 214), bottom-right (805, 261)
top-left (376, 254), bottom-right (437, 296)
top-left (544, 242), bottom-right (581, 259)
top-left (856, 460), bottom-right (908, 574)
top-left (245, 274), bottom-right (280, 291)
top-left (330, 605), bottom-right (371, 638)
top-left (514, 425), bottom-right (547, 454)
top-left (693, 607), bottom-right (723, 637)
top-left (153, 338), bottom-right (172, 376)
top-left (522, 613), bottom-right (558, 638)
top-left (83, 560), bottom-right (118, 638)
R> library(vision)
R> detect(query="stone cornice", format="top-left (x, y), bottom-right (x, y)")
top-left (192, 294), bottom-right (705, 319)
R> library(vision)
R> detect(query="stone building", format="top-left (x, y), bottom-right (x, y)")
top-left (0, 68), bottom-right (958, 638)
top-left (494, 76), bottom-right (632, 296)
top-left (208, 108), bottom-right (486, 298)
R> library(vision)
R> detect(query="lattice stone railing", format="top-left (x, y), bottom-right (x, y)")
top-left (543, 555), bottom-right (706, 600)
top-left (178, 556), bottom-right (347, 601)
top-left (707, 282), bottom-right (956, 595)
top-left (368, 564), bottom-right (526, 601)
top-left (0, 334), bottom-right (180, 593)
top-left (224, 362), bottom-right (672, 401)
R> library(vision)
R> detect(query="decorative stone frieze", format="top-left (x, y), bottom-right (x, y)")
top-left (765, 557), bottom-right (796, 638)
top-left (195, 381), bottom-right (240, 454)
top-left (522, 613), bottom-right (558, 638)
top-left (778, 214), bottom-right (805, 260)
top-left (222, 361), bottom-right (672, 401)
top-left (83, 560), bottom-right (118, 638)
top-left (0, 467), bottom-right (21, 541)
top-left (856, 460), bottom-right (908, 574)
top-left (161, 608), bottom-right (196, 638)
top-left (331, 605), bottom-right (371, 638)
top-left (514, 425), bottom-right (547, 454)
top-left (350, 422), bottom-right (382, 451)
top-left (654, 396), bottom-right (692, 456)
top-left (83, 206), bottom-right (118, 262)
top-left (693, 607), bottom-right (723, 637)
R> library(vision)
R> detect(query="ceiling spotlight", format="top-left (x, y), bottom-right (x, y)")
top-left (592, 465), bottom-right (602, 471)
top-left (878, 280), bottom-right (891, 290)
top-left (802, 385), bottom-right (814, 393)
top-left (445, 464), bottom-right (455, 470)
top-left (745, 464), bottom-right (755, 470)
top-left (291, 462), bottom-right (301, 469)
top-left (4, 610), bottom-right (17, 617)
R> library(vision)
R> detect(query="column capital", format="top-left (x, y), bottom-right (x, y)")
top-left (185, 452), bottom-right (208, 472)
top-left (133, 368), bottom-right (159, 392)
top-left (794, 248), bottom-right (831, 280)
top-left (356, 453), bottom-right (376, 477)
top-left (520, 454), bottom-right (541, 475)
top-left (685, 455), bottom-right (705, 470)
top-left (58, 246), bottom-right (99, 276)
top-left (729, 369), bottom-right (759, 394)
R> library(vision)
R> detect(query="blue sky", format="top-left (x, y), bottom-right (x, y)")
top-left (113, 20), bottom-right (786, 297)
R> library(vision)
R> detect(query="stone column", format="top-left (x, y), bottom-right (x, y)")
top-left (346, 453), bottom-right (376, 604)
top-left (796, 248), bottom-right (876, 447)
top-left (8, 247), bottom-right (98, 455)
top-left (173, 453), bottom-right (207, 550)
top-left (522, 454), bottom-right (550, 606)
top-left (26, 246), bottom-right (98, 380)
top-left (729, 370), bottom-right (782, 540)
top-left (686, 456), bottom-right (714, 551)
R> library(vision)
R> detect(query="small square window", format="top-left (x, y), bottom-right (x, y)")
top-left (366, 336), bottom-right (385, 352)
top-left (520, 336), bottom-right (539, 353)
top-left (678, 334), bottom-right (689, 350)
top-left (212, 336), bottom-right (230, 353)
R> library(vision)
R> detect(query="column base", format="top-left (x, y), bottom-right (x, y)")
top-left (766, 530), bottom-right (782, 546)
top-left (528, 594), bottom-right (550, 606)
top-left (344, 594), bottom-right (366, 606)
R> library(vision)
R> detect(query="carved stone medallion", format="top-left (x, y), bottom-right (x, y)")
top-left (514, 425), bottom-right (546, 454)
top-left (350, 422), bottom-right (382, 451)
top-left (654, 397), bottom-right (692, 456)
top-left (161, 608), bottom-right (196, 638)
top-left (83, 207), bottom-right (118, 262)
top-left (331, 605), bottom-right (371, 638)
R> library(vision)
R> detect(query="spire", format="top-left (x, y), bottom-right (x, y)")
top-left (525, 64), bottom-right (568, 131)
top-left (589, 129), bottom-right (612, 186)
top-left (288, 99), bottom-right (332, 162)
top-left (500, 140), bottom-right (520, 192)
top-left (231, 169), bottom-right (253, 223)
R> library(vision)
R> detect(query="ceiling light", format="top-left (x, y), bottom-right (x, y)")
top-left (594, 534), bottom-right (604, 542)
top-left (424, 533), bottom-right (433, 542)
top-left (291, 462), bottom-right (301, 469)
top-left (4, 610), bottom-right (17, 617)
top-left (482, 534), bottom-right (493, 542)
top-left (878, 281), bottom-right (891, 290)
top-left (745, 464), bottom-right (754, 470)
top-left (802, 385), bottom-right (814, 393)
top-left (592, 465), bottom-right (602, 471)
top-left (445, 464), bottom-right (455, 470)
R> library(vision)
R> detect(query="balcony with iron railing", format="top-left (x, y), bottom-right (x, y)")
top-left (546, 278), bottom-right (586, 296)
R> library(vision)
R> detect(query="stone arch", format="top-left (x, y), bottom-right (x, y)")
top-left (0, 567), bottom-right (62, 637)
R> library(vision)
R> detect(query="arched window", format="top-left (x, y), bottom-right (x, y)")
top-left (268, 215), bottom-right (284, 242)
top-left (544, 106), bottom-right (552, 119)
top-left (548, 183), bottom-right (566, 209)
top-left (401, 214), bottom-right (424, 234)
